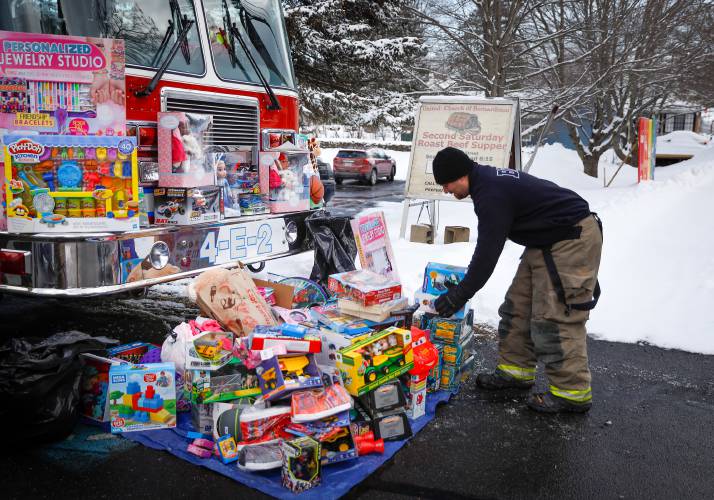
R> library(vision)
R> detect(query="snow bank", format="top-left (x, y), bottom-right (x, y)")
top-left (656, 130), bottom-right (710, 157)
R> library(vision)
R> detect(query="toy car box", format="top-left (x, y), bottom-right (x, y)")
top-left (439, 330), bottom-right (475, 367)
top-left (336, 326), bottom-right (414, 397)
top-left (108, 363), bottom-right (177, 433)
top-left (426, 342), bottom-right (444, 393)
top-left (440, 353), bottom-right (476, 391)
top-left (153, 185), bottom-right (220, 225)
top-left (256, 351), bottom-right (323, 401)
top-left (4, 134), bottom-right (140, 233)
top-left (328, 270), bottom-right (402, 307)
top-left (186, 359), bottom-right (261, 404)
top-left (281, 436), bottom-right (321, 493)
top-left (424, 308), bottom-right (474, 345)
top-left (357, 380), bottom-right (407, 418)
top-left (422, 262), bottom-right (468, 296)
top-left (184, 329), bottom-right (233, 371)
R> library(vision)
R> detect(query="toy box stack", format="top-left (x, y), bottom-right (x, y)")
top-left (212, 147), bottom-right (269, 218)
top-left (415, 262), bottom-right (476, 391)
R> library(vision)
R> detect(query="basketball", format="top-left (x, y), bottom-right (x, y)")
top-left (310, 176), bottom-right (324, 204)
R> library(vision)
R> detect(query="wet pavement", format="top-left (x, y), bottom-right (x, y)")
top-left (327, 179), bottom-right (406, 217)
top-left (1, 286), bottom-right (713, 499)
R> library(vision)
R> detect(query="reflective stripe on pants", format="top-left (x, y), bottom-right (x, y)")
top-left (497, 364), bottom-right (536, 381)
top-left (549, 385), bottom-right (592, 403)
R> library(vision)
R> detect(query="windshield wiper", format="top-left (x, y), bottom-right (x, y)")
top-left (222, 0), bottom-right (281, 110)
top-left (135, 0), bottom-right (194, 97)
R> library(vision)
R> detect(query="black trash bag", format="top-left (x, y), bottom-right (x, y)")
top-left (0, 331), bottom-right (117, 445)
top-left (305, 211), bottom-right (357, 287)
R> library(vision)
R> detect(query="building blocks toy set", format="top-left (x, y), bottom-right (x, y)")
top-left (108, 363), bottom-right (177, 433)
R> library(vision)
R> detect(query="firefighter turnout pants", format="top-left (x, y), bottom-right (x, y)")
top-left (496, 214), bottom-right (603, 404)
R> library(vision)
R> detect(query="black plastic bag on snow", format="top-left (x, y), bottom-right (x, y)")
top-left (305, 211), bottom-right (357, 286)
top-left (0, 331), bottom-right (117, 445)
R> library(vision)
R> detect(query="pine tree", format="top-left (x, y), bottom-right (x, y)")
top-left (282, 0), bottom-right (427, 132)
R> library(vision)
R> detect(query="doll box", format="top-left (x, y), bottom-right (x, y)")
top-left (157, 112), bottom-right (214, 187)
top-left (261, 150), bottom-right (311, 213)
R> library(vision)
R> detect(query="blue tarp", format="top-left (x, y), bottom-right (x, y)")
top-left (123, 390), bottom-right (453, 499)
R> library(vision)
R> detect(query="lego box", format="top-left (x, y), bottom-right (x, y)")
top-left (328, 270), bottom-right (402, 307)
top-left (422, 262), bottom-right (467, 296)
top-left (108, 363), bottom-right (177, 433)
top-left (336, 326), bottom-right (413, 397)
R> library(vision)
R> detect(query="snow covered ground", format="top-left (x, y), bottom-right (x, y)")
top-left (268, 137), bottom-right (714, 355)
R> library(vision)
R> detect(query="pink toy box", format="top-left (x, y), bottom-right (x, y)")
top-left (109, 362), bottom-right (177, 433)
top-left (0, 31), bottom-right (126, 136)
top-left (157, 112), bottom-right (214, 187)
top-left (3, 134), bottom-right (140, 233)
top-left (261, 150), bottom-right (311, 213)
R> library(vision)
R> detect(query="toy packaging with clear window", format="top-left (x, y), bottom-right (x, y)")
top-left (255, 351), bottom-right (323, 401)
top-left (262, 150), bottom-right (311, 213)
top-left (422, 262), bottom-right (468, 296)
top-left (211, 148), bottom-right (269, 218)
top-left (0, 31), bottom-right (126, 136)
top-left (281, 436), bottom-right (321, 493)
top-left (108, 362), bottom-right (177, 433)
top-left (351, 211), bottom-right (399, 281)
top-left (184, 327), bottom-right (233, 371)
top-left (186, 360), bottom-right (261, 404)
top-left (153, 185), bottom-right (220, 225)
top-left (3, 134), bottom-right (139, 233)
top-left (328, 270), bottom-right (402, 307)
top-left (157, 112), bottom-right (213, 187)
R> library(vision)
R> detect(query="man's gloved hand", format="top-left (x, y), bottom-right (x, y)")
top-left (434, 283), bottom-right (469, 318)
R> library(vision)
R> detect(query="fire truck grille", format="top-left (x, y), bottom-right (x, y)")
top-left (164, 96), bottom-right (259, 147)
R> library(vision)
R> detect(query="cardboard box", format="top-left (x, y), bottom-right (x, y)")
top-left (440, 331), bottom-right (475, 367)
top-left (281, 436), bottom-right (321, 493)
top-left (410, 224), bottom-right (433, 244)
top-left (249, 326), bottom-right (322, 354)
top-left (328, 270), bottom-right (402, 307)
top-left (108, 342), bottom-right (160, 364)
top-left (444, 225), bottom-right (470, 244)
top-left (426, 343), bottom-right (444, 393)
top-left (212, 400), bottom-right (253, 441)
top-left (336, 326), bottom-right (414, 396)
top-left (354, 404), bottom-right (412, 441)
top-left (186, 360), bottom-right (261, 404)
top-left (256, 352), bottom-right (323, 401)
top-left (211, 147), bottom-right (268, 218)
top-left (427, 308), bottom-right (474, 345)
top-left (440, 354), bottom-right (476, 390)
top-left (80, 353), bottom-right (126, 422)
top-left (338, 296), bottom-right (408, 323)
top-left (191, 402), bottom-right (213, 435)
top-left (422, 262), bottom-right (468, 295)
top-left (185, 329), bottom-right (233, 371)
top-left (414, 291), bottom-right (469, 320)
top-left (314, 328), bottom-right (368, 367)
top-left (357, 381), bottom-right (407, 418)
top-left (4, 135), bottom-right (140, 233)
top-left (153, 186), bottom-right (220, 225)
top-left (109, 363), bottom-right (177, 433)
top-left (400, 374), bottom-right (427, 420)
top-left (262, 150), bottom-right (311, 213)
top-left (310, 302), bottom-right (373, 335)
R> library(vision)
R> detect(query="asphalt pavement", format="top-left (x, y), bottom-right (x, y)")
top-left (1, 179), bottom-right (713, 499)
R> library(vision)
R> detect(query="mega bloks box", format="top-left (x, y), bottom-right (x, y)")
top-left (0, 31), bottom-right (126, 136)
top-left (4, 134), bottom-right (140, 233)
top-left (328, 270), bottom-right (402, 307)
top-left (335, 326), bottom-right (413, 397)
top-left (157, 112), bottom-right (214, 187)
top-left (422, 262), bottom-right (468, 295)
top-left (426, 308), bottom-right (474, 345)
top-left (153, 185), bottom-right (220, 225)
top-left (108, 363), bottom-right (177, 433)
top-left (80, 353), bottom-right (127, 422)
top-left (186, 360), bottom-right (261, 404)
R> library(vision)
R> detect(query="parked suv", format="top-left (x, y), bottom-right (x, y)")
top-left (333, 148), bottom-right (396, 186)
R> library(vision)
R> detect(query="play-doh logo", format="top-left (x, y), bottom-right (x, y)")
top-left (144, 373), bottom-right (157, 383)
top-left (8, 138), bottom-right (44, 163)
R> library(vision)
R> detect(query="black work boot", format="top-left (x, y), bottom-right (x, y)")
top-left (475, 370), bottom-right (535, 390)
top-left (527, 392), bottom-right (592, 414)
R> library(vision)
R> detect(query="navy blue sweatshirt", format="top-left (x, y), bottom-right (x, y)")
top-left (459, 163), bottom-right (591, 297)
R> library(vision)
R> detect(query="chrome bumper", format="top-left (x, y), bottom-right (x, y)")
top-left (0, 211), bottom-right (311, 297)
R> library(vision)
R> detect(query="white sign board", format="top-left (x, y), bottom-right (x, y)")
top-left (405, 96), bottom-right (520, 201)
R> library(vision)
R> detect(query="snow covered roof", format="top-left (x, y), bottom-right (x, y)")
top-left (656, 131), bottom-right (710, 157)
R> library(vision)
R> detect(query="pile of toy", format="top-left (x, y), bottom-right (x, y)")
top-left (78, 257), bottom-right (474, 493)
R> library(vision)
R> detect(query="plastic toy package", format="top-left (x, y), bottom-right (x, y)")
top-left (157, 112), bottom-right (214, 187)
top-left (255, 352), bottom-right (323, 401)
top-left (262, 150), bottom-right (311, 213)
top-left (184, 325), bottom-right (234, 371)
top-left (0, 31), bottom-right (127, 136)
top-left (281, 436), bottom-right (321, 493)
top-left (186, 361), bottom-right (261, 404)
top-left (290, 384), bottom-right (352, 423)
top-left (152, 185), bottom-right (220, 225)
top-left (3, 134), bottom-right (139, 233)
top-left (422, 262), bottom-right (468, 296)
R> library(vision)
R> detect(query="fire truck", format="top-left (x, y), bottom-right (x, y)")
top-left (0, 0), bottom-right (315, 297)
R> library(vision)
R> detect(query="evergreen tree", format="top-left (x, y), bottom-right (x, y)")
top-left (282, 0), bottom-right (427, 131)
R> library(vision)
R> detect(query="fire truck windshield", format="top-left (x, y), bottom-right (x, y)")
top-left (204, 0), bottom-right (295, 90)
top-left (0, 0), bottom-right (205, 75)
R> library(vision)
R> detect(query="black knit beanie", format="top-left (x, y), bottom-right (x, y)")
top-left (432, 147), bottom-right (474, 185)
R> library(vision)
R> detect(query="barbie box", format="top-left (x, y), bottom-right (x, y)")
top-left (0, 31), bottom-right (126, 136)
